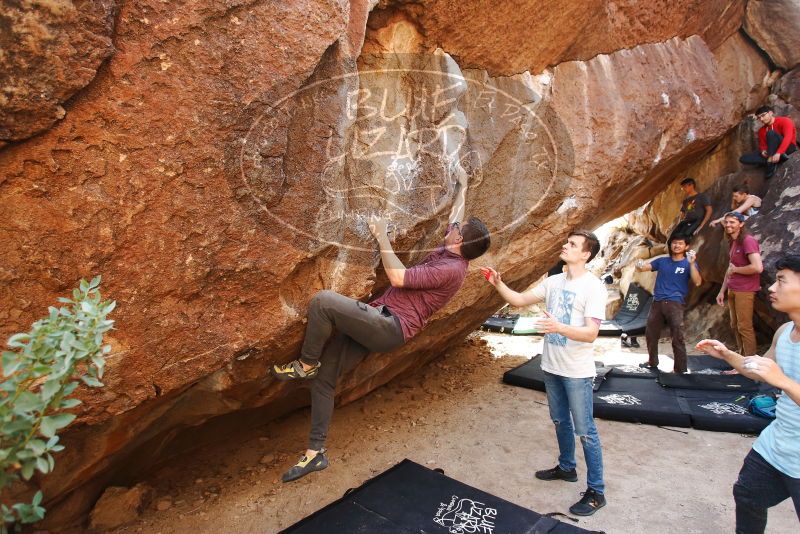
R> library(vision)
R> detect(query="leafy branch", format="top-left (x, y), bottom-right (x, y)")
top-left (0, 277), bottom-right (114, 531)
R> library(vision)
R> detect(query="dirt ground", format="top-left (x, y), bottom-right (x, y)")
top-left (104, 333), bottom-right (796, 534)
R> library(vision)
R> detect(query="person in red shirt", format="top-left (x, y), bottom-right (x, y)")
top-left (271, 216), bottom-right (490, 482)
top-left (739, 105), bottom-right (798, 179)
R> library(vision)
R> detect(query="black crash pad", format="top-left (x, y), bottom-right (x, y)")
top-left (609, 355), bottom-right (735, 381)
top-left (503, 355), bottom-right (611, 393)
top-left (658, 370), bottom-right (760, 392)
top-left (687, 354), bottom-right (736, 373)
top-left (280, 459), bottom-right (603, 534)
top-left (676, 391), bottom-right (770, 434)
top-left (480, 313), bottom-right (520, 333)
top-left (599, 283), bottom-right (652, 336)
top-left (593, 376), bottom-right (691, 428)
top-left (608, 364), bottom-right (659, 380)
top-left (502, 356), bottom-right (768, 433)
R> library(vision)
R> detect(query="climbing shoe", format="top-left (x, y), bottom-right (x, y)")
top-left (281, 449), bottom-right (329, 482)
top-left (270, 359), bottom-right (320, 381)
top-left (534, 465), bottom-right (578, 482)
top-left (569, 488), bottom-right (606, 516)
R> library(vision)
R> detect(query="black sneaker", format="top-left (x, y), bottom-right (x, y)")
top-left (621, 335), bottom-right (640, 348)
top-left (638, 362), bottom-right (657, 370)
top-left (535, 465), bottom-right (578, 482)
top-left (569, 488), bottom-right (606, 516)
top-left (281, 449), bottom-right (329, 482)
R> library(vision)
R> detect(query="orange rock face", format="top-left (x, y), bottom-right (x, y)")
top-left (0, 0), bottom-right (776, 526)
top-left (395, 0), bottom-right (745, 75)
top-left (0, 0), bottom-right (117, 143)
top-left (625, 32), bottom-right (772, 241)
top-left (744, 0), bottom-right (800, 70)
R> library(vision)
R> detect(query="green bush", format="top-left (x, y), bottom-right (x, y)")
top-left (0, 277), bottom-right (114, 531)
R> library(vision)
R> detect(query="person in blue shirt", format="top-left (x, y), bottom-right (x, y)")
top-left (634, 234), bottom-right (702, 373)
top-left (698, 254), bottom-right (800, 533)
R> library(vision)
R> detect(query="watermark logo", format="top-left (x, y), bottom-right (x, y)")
top-left (613, 364), bottom-right (652, 375)
top-left (624, 292), bottom-right (641, 311)
top-left (693, 368), bottom-right (722, 375)
top-left (433, 494), bottom-right (498, 534)
top-left (598, 394), bottom-right (642, 406)
top-left (232, 53), bottom-right (573, 257)
top-left (699, 402), bottom-right (748, 416)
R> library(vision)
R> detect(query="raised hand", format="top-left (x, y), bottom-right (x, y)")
top-left (368, 215), bottom-right (389, 240)
top-left (479, 266), bottom-right (501, 286)
top-left (696, 339), bottom-right (729, 359)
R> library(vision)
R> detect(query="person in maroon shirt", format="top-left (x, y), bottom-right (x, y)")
top-left (740, 105), bottom-right (798, 179)
top-left (716, 212), bottom-right (764, 358)
top-left (271, 216), bottom-right (490, 482)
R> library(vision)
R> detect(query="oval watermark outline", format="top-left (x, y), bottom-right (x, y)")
top-left (237, 65), bottom-right (569, 254)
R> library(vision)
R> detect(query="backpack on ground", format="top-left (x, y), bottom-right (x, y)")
top-left (748, 394), bottom-right (777, 419)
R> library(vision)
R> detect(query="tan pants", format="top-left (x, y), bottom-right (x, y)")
top-left (728, 290), bottom-right (757, 356)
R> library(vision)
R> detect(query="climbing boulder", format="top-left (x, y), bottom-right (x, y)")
top-left (749, 157), bottom-right (800, 330)
top-left (744, 0), bottom-right (800, 70)
top-left (0, 1), bottom-right (117, 143)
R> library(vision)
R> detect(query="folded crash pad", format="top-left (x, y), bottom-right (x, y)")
top-left (593, 376), bottom-right (691, 428)
top-left (599, 283), bottom-right (652, 336)
top-left (280, 459), bottom-right (603, 533)
top-left (658, 370), bottom-right (760, 392)
top-left (480, 313), bottom-right (520, 333)
top-left (503, 355), bottom-right (610, 392)
top-left (676, 390), bottom-right (771, 434)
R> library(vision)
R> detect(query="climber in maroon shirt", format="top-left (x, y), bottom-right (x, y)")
top-left (271, 216), bottom-right (491, 483)
top-left (739, 105), bottom-right (798, 179)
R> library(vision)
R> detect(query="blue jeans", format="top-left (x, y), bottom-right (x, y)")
top-left (543, 371), bottom-right (605, 494)
top-left (733, 449), bottom-right (800, 534)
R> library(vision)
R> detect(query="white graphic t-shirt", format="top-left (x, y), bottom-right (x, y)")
top-left (530, 272), bottom-right (607, 378)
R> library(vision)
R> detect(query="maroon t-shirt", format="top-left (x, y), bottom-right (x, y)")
top-left (728, 234), bottom-right (761, 292)
top-left (370, 246), bottom-right (468, 341)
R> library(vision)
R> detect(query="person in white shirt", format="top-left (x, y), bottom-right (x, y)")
top-left (482, 230), bottom-right (608, 516)
top-left (711, 185), bottom-right (762, 227)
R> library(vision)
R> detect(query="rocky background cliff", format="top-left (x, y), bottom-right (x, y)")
top-left (1, 0), bottom-right (798, 527)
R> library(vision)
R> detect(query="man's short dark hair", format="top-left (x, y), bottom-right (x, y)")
top-left (755, 105), bottom-right (773, 115)
top-left (732, 184), bottom-right (749, 194)
top-left (775, 255), bottom-right (800, 274)
top-left (568, 230), bottom-right (600, 263)
top-left (668, 234), bottom-right (691, 247)
top-left (679, 177), bottom-right (696, 187)
top-left (460, 217), bottom-right (491, 260)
